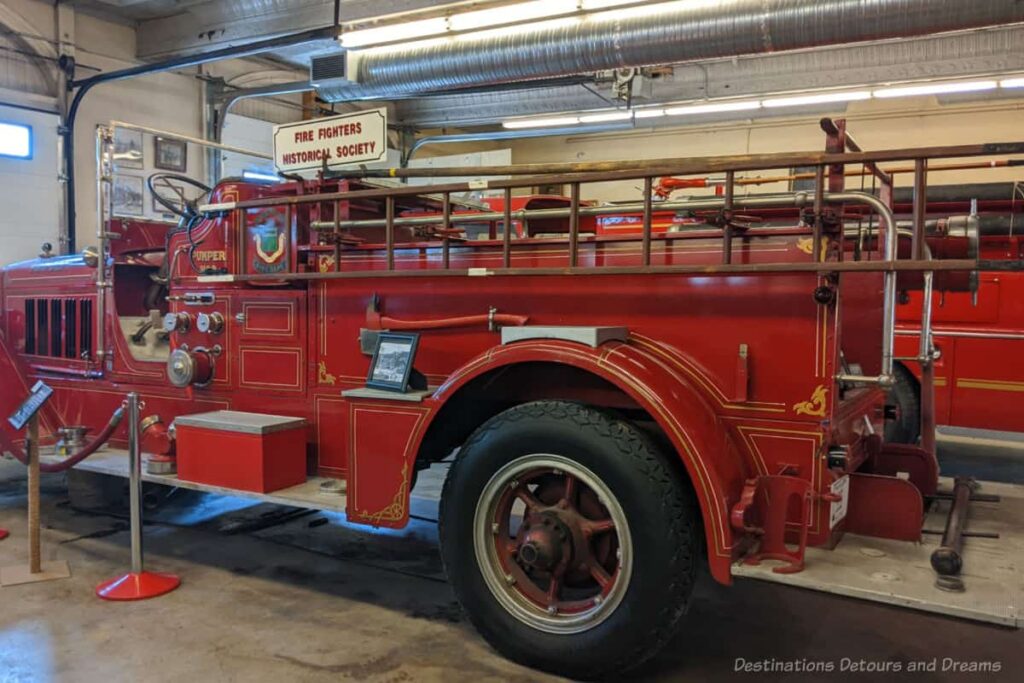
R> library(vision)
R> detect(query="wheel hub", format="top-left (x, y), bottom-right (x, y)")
top-left (519, 513), bottom-right (570, 571)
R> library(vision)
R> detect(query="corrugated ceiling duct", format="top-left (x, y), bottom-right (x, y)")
top-left (317, 0), bottom-right (1024, 102)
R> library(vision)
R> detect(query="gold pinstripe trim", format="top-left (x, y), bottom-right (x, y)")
top-left (630, 334), bottom-right (786, 412)
top-left (956, 378), bottom-right (1024, 392)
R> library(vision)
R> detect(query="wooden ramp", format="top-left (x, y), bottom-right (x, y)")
top-left (733, 479), bottom-right (1022, 627)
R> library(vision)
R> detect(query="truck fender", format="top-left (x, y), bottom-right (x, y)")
top-left (0, 331), bottom-right (62, 447)
top-left (431, 338), bottom-right (749, 584)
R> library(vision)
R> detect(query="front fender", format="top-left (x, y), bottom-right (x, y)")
top-left (433, 338), bottom-right (750, 584)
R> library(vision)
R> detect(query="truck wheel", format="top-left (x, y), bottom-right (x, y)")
top-left (885, 365), bottom-right (921, 444)
top-left (439, 401), bottom-right (697, 680)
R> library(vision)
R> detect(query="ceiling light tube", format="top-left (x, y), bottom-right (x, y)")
top-left (763, 91), bottom-right (872, 108)
top-left (242, 170), bottom-right (282, 183)
top-left (632, 108), bottom-right (666, 119)
top-left (340, 17), bottom-right (448, 48)
top-left (502, 116), bottom-right (581, 129)
top-left (1000, 77), bottom-right (1024, 88)
top-left (450, 0), bottom-right (577, 31)
top-left (581, 0), bottom-right (643, 8)
top-left (664, 100), bottom-right (760, 116)
top-left (578, 111), bottom-right (634, 123)
top-left (873, 80), bottom-right (997, 98)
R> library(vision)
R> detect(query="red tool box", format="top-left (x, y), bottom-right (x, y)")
top-left (174, 411), bottom-right (307, 493)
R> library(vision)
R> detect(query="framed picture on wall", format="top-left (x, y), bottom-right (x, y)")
top-left (112, 175), bottom-right (144, 217)
top-left (154, 136), bottom-right (187, 172)
top-left (112, 128), bottom-right (143, 169)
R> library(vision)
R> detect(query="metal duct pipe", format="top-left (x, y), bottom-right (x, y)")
top-left (318, 0), bottom-right (1024, 101)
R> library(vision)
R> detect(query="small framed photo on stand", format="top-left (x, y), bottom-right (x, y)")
top-left (366, 332), bottom-right (422, 392)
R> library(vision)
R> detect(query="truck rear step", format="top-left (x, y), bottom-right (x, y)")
top-left (733, 478), bottom-right (1022, 627)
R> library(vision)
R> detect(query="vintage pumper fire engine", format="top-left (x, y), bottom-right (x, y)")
top-left (1, 119), bottom-right (1021, 678)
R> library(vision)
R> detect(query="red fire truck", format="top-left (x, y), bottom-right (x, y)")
top-left (890, 192), bottom-right (1024, 442)
top-left (0, 121), bottom-right (1020, 679)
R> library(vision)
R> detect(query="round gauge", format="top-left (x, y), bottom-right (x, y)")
top-left (163, 312), bottom-right (191, 334)
top-left (196, 312), bottom-right (224, 334)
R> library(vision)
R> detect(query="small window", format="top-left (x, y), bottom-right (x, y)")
top-left (0, 121), bottom-right (32, 159)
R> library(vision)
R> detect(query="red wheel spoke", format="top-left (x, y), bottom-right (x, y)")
top-left (546, 576), bottom-right (561, 605)
top-left (590, 563), bottom-right (613, 590)
top-left (513, 486), bottom-right (544, 512)
top-left (504, 539), bottom-right (519, 556)
top-left (583, 518), bottom-right (616, 537)
top-left (562, 474), bottom-right (577, 507)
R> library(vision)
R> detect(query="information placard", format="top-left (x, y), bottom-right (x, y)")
top-left (273, 108), bottom-right (388, 173)
top-left (7, 381), bottom-right (52, 431)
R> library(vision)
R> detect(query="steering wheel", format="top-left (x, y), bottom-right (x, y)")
top-left (148, 173), bottom-right (213, 220)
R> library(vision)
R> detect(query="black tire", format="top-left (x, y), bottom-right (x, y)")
top-left (885, 364), bottom-right (921, 444)
top-left (439, 400), bottom-right (698, 680)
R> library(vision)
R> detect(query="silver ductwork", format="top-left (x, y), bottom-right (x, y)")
top-left (317, 0), bottom-right (1024, 102)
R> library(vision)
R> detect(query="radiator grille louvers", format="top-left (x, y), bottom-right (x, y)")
top-left (23, 298), bottom-right (93, 360)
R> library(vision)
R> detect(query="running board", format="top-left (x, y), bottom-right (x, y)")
top-left (732, 478), bottom-right (1022, 627)
top-left (64, 448), bottom-right (441, 522)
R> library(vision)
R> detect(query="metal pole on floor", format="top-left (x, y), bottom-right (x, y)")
top-left (96, 393), bottom-right (181, 600)
top-left (0, 414), bottom-right (72, 585)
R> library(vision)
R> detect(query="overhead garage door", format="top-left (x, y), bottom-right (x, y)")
top-left (0, 104), bottom-right (59, 266)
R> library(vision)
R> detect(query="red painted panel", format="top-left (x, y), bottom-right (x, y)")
top-left (347, 403), bottom-right (428, 528)
top-left (314, 396), bottom-right (349, 476)
top-left (177, 424), bottom-right (306, 493)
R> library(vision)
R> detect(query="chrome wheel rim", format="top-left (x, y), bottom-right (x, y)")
top-left (473, 454), bottom-right (633, 634)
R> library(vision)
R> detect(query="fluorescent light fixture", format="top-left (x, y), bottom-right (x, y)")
top-left (578, 111), bottom-right (634, 123)
top-left (581, 0), bottom-right (642, 8)
top-left (502, 116), bottom-right (581, 129)
top-left (243, 170), bottom-right (282, 183)
top-left (633, 108), bottom-right (666, 119)
top-left (0, 121), bottom-right (31, 159)
top-left (340, 17), bottom-right (448, 47)
top-left (873, 80), bottom-right (997, 98)
top-left (1000, 77), bottom-right (1024, 88)
top-left (763, 91), bottom-right (872, 108)
top-left (451, 0), bottom-right (576, 31)
top-left (664, 100), bottom-right (760, 116)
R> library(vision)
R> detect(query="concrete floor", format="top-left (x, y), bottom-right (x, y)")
top-left (1, 434), bottom-right (1022, 682)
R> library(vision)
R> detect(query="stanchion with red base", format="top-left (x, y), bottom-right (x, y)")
top-left (96, 393), bottom-right (180, 600)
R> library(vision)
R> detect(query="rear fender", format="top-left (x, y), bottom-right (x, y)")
top-left (430, 339), bottom-right (750, 584)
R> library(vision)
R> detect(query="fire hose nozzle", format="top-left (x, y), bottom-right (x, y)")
top-left (109, 405), bottom-right (126, 428)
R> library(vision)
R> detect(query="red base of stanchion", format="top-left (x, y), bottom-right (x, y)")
top-left (95, 571), bottom-right (180, 601)
top-left (0, 528), bottom-right (8, 541)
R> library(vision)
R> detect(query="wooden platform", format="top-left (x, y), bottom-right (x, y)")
top-left (733, 478), bottom-right (1022, 627)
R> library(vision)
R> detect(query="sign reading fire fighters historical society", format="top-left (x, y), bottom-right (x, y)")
top-left (272, 108), bottom-right (387, 174)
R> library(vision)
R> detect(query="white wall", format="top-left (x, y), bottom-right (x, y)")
top-left (0, 104), bottom-right (59, 264)
top-left (510, 96), bottom-right (1024, 202)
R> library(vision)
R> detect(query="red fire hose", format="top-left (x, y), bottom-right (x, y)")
top-left (0, 406), bottom-right (125, 474)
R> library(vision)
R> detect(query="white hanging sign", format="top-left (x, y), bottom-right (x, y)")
top-left (272, 108), bottom-right (387, 173)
